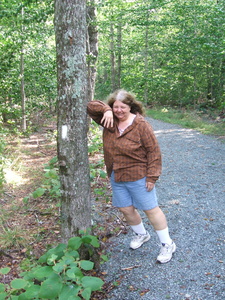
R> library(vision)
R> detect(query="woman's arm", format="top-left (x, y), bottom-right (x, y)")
top-left (140, 121), bottom-right (162, 184)
top-left (87, 100), bottom-right (114, 128)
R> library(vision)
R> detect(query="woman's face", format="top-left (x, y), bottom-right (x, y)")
top-left (113, 100), bottom-right (131, 121)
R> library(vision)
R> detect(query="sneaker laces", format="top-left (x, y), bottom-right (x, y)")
top-left (159, 243), bottom-right (171, 255)
top-left (133, 233), bottom-right (147, 240)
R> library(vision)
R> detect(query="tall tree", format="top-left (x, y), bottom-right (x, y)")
top-left (20, 6), bottom-right (26, 131)
top-left (87, 0), bottom-right (98, 101)
top-left (0, 0), bottom-right (55, 127)
top-left (54, 0), bottom-right (91, 241)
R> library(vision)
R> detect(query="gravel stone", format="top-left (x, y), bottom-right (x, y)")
top-left (101, 118), bottom-right (225, 300)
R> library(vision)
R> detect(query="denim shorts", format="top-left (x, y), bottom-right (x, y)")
top-left (110, 171), bottom-right (158, 210)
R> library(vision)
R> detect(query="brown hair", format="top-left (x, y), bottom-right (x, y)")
top-left (107, 89), bottom-right (144, 115)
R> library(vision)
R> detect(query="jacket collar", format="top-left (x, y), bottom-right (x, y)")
top-left (106, 113), bottom-right (143, 133)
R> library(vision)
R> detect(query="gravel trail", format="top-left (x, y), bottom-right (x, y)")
top-left (101, 118), bottom-right (225, 300)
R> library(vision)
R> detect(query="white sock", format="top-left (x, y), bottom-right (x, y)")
top-left (131, 222), bottom-right (147, 235)
top-left (156, 227), bottom-right (172, 245)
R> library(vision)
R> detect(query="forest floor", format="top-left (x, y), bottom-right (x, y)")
top-left (0, 119), bottom-right (121, 299)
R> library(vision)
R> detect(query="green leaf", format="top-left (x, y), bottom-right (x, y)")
top-left (101, 254), bottom-right (108, 262)
top-left (32, 187), bottom-right (46, 198)
top-left (23, 284), bottom-right (40, 299)
top-left (0, 292), bottom-right (7, 300)
top-left (80, 260), bottom-right (94, 271)
top-left (52, 262), bottom-right (65, 273)
top-left (0, 284), bottom-right (5, 292)
top-left (81, 236), bottom-right (92, 244)
top-left (68, 237), bottom-right (82, 250)
top-left (18, 292), bottom-right (29, 300)
top-left (61, 255), bottom-right (75, 265)
top-left (39, 273), bottom-right (63, 299)
top-left (67, 250), bottom-right (79, 259)
top-left (90, 236), bottom-right (100, 248)
top-left (47, 254), bottom-right (58, 265)
top-left (81, 287), bottom-right (92, 300)
top-left (99, 170), bottom-right (107, 178)
top-left (49, 156), bottom-right (58, 165)
top-left (66, 267), bottom-right (83, 279)
top-left (81, 235), bottom-right (99, 247)
top-left (38, 243), bottom-right (66, 263)
top-left (0, 267), bottom-right (10, 275)
top-left (59, 285), bottom-right (80, 300)
top-left (81, 276), bottom-right (104, 291)
top-left (66, 269), bottom-right (75, 279)
top-left (10, 296), bottom-right (19, 300)
top-left (33, 266), bottom-right (54, 280)
top-left (11, 279), bottom-right (28, 289)
top-left (44, 169), bottom-right (58, 179)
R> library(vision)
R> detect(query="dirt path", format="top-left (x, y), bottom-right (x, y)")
top-left (0, 128), bottom-right (61, 283)
top-left (100, 118), bottom-right (225, 300)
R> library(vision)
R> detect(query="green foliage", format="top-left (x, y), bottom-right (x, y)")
top-left (24, 156), bottom-right (61, 203)
top-left (0, 232), bottom-right (104, 300)
top-left (42, 156), bottom-right (61, 198)
top-left (89, 161), bottom-right (106, 182)
top-left (1, 0), bottom-right (224, 131)
top-left (0, 221), bottom-right (30, 249)
top-left (88, 121), bottom-right (103, 155)
top-left (147, 107), bottom-right (225, 136)
top-left (0, 0), bottom-right (56, 130)
top-left (95, 0), bottom-right (225, 111)
top-left (0, 136), bottom-right (6, 191)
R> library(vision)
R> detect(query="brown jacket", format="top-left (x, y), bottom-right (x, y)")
top-left (87, 100), bottom-right (162, 183)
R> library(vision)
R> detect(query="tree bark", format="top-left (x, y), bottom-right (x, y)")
top-left (21, 7), bottom-right (26, 131)
top-left (117, 23), bottom-right (122, 90)
top-left (110, 23), bottom-right (116, 92)
top-left (87, 0), bottom-right (98, 101)
top-left (54, 0), bottom-right (91, 242)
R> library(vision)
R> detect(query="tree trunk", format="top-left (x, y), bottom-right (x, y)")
top-left (110, 23), bottom-right (116, 91)
top-left (87, 0), bottom-right (98, 101)
top-left (21, 7), bottom-right (26, 131)
top-left (144, 13), bottom-right (149, 105)
top-left (117, 23), bottom-right (122, 90)
top-left (54, 0), bottom-right (91, 242)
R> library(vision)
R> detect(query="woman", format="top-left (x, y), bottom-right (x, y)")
top-left (87, 89), bottom-right (176, 263)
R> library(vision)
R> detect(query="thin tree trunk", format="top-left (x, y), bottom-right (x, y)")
top-left (117, 23), bottom-right (122, 90)
top-left (87, 0), bottom-right (98, 101)
top-left (110, 23), bottom-right (116, 92)
top-left (144, 14), bottom-right (149, 105)
top-left (21, 7), bottom-right (26, 131)
top-left (54, 0), bottom-right (91, 242)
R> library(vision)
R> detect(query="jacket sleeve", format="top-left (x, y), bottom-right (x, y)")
top-left (140, 121), bottom-right (162, 183)
top-left (87, 100), bottom-right (112, 126)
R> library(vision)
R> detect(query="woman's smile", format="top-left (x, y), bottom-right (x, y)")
top-left (113, 100), bottom-right (131, 121)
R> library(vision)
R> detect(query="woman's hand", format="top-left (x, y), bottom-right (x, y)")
top-left (101, 110), bottom-right (114, 128)
top-left (146, 181), bottom-right (155, 192)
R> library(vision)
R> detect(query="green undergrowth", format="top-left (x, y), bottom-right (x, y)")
top-left (0, 230), bottom-right (105, 300)
top-left (147, 107), bottom-right (225, 137)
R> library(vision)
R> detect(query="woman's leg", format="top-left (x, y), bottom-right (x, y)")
top-left (119, 206), bottom-right (150, 249)
top-left (144, 206), bottom-right (176, 263)
top-left (118, 205), bottom-right (142, 225)
top-left (144, 206), bottom-right (167, 231)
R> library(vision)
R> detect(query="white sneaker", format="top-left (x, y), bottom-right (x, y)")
top-left (157, 242), bottom-right (176, 263)
top-left (130, 232), bottom-right (150, 249)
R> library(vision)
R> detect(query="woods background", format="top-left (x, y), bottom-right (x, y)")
top-left (1, 0), bottom-right (224, 131)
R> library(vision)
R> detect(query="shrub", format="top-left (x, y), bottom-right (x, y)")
top-left (0, 231), bottom-right (104, 300)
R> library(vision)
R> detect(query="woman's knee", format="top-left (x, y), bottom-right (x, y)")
top-left (118, 206), bottom-right (142, 225)
top-left (144, 206), bottom-right (161, 216)
top-left (118, 206), bottom-right (136, 216)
